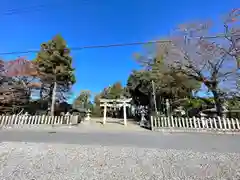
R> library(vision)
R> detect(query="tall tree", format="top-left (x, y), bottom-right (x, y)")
top-left (160, 10), bottom-right (240, 116)
top-left (34, 35), bottom-right (76, 110)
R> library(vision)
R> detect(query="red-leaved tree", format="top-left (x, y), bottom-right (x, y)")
top-left (0, 58), bottom-right (41, 113)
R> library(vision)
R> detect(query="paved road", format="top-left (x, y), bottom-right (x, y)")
top-left (0, 130), bottom-right (239, 153)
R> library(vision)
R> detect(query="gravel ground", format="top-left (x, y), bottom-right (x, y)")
top-left (0, 142), bottom-right (240, 180)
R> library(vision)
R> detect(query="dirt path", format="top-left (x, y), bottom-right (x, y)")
top-left (81, 117), bottom-right (148, 132)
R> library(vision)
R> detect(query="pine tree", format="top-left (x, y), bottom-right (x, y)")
top-left (34, 35), bottom-right (76, 109)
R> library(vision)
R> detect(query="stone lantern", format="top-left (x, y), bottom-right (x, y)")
top-left (85, 109), bottom-right (91, 121)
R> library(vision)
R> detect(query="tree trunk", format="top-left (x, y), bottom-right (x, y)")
top-left (48, 83), bottom-right (54, 109)
top-left (40, 82), bottom-right (44, 99)
top-left (211, 89), bottom-right (222, 117)
top-left (51, 81), bottom-right (57, 117)
top-left (149, 92), bottom-right (154, 113)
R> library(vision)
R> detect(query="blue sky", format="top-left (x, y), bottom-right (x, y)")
top-left (0, 0), bottom-right (239, 103)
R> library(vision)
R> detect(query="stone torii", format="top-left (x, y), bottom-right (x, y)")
top-left (99, 98), bottom-right (132, 126)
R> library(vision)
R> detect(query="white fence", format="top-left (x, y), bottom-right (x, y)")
top-left (151, 116), bottom-right (240, 133)
top-left (0, 115), bottom-right (78, 128)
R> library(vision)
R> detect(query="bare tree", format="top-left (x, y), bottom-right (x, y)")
top-left (161, 9), bottom-right (240, 116)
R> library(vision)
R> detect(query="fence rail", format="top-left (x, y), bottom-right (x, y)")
top-left (0, 115), bottom-right (78, 128)
top-left (151, 116), bottom-right (240, 133)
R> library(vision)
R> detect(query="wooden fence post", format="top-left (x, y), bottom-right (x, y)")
top-left (150, 116), bottom-right (154, 131)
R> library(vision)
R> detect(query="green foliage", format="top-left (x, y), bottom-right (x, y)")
top-left (34, 35), bottom-right (76, 103)
top-left (183, 98), bottom-right (205, 109)
top-left (35, 34), bottom-right (75, 85)
top-left (91, 93), bottom-right (102, 117)
top-left (126, 50), bottom-right (201, 107)
top-left (150, 53), bottom-right (201, 97)
top-left (227, 98), bottom-right (240, 110)
top-left (91, 105), bottom-right (102, 117)
top-left (127, 70), bottom-right (152, 95)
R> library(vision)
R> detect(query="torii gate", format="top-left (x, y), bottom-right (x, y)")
top-left (100, 98), bottom-right (132, 126)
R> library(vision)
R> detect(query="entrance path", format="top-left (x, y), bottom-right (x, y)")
top-left (81, 117), bottom-right (148, 132)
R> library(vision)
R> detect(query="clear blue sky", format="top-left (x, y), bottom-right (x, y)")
top-left (0, 0), bottom-right (239, 102)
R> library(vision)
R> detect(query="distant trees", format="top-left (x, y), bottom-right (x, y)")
top-left (90, 82), bottom-right (127, 117)
top-left (127, 47), bottom-right (201, 111)
top-left (73, 90), bottom-right (92, 110)
top-left (100, 82), bottom-right (124, 99)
